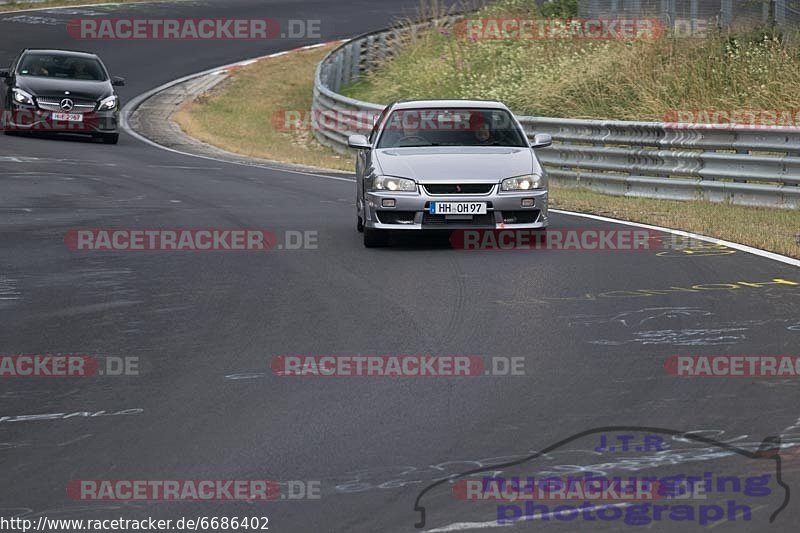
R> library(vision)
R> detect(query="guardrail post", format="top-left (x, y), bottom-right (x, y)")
top-left (660, 0), bottom-right (676, 27)
top-left (365, 35), bottom-right (376, 72)
top-left (719, 0), bottom-right (733, 27)
top-left (333, 53), bottom-right (344, 92)
top-left (350, 41), bottom-right (361, 80)
top-left (341, 45), bottom-right (353, 88)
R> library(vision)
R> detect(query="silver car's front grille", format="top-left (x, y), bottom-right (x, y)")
top-left (36, 97), bottom-right (96, 113)
top-left (423, 184), bottom-right (494, 195)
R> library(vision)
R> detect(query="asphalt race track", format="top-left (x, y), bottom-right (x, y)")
top-left (1, 2), bottom-right (799, 532)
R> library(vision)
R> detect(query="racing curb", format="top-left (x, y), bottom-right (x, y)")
top-left (121, 40), bottom-right (354, 180)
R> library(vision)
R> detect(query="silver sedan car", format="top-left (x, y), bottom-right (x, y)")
top-left (348, 100), bottom-right (552, 247)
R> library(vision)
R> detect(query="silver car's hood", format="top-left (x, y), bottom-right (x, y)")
top-left (374, 146), bottom-right (539, 183)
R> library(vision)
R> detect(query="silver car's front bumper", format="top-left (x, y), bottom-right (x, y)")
top-left (363, 185), bottom-right (548, 230)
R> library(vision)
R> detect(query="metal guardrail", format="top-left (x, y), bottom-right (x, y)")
top-left (579, 0), bottom-right (800, 28)
top-left (313, 18), bottom-right (461, 152)
top-left (312, 22), bottom-right (800, 208)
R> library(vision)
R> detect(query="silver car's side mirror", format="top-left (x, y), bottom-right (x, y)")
top-left (531, 133), bottom-right (552, 149)
top-left (348, 134), bottom-right (371, 149)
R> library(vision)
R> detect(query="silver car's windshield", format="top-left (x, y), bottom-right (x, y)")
top-left (376, 108), bottom-right (528, 148)
top-left (17, 54), bottom-right (108, 81)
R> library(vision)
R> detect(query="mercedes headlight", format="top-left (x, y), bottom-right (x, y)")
top-left (501, 174), bottom-right (543, 191)
top-left (98, 95), bottom-right (118, 111)
top-left (370, 175), bottom-right (417, 192)
top-left (12, 88), bottom-right (34, 106)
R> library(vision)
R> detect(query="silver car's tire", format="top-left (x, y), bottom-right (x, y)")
top-left (363, 227), bottom-right (388, 248)
top-left (357, 216), bottom-right (364, 233)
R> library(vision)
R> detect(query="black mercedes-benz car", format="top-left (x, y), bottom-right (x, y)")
top-left (0, 49), bottom-right (124, 144)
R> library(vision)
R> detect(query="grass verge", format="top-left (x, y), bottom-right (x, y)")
top-left (175, 35), bottom-right (799, 259)
top-left (551, 184), bottom-right (799, 258)
top-left (174, 43), bottom-right (352, 172)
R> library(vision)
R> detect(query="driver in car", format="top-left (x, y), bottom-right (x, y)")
top-left (71, 61), bottom-right (93, 80)
top-left (469, 113), bottom-right (493, 145)
top-left (397, 112), bottom-right (427, 146)
top-left (28, 58), bottom-right (49, 77)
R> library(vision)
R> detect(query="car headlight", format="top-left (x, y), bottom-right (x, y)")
top-left (12, 88), bottom-right (34, 106)
top-left (501, 174), bottom-right (543, 191)
top-left (98, 95), bottom-right (118, 111)
top-left (370, 175), bottom-right (417, 192)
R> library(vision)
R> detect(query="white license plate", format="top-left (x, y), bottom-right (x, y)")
top-left (429, 202), bottom-right (487, 215)
top-left (52, 113), bottom-right (83, 122)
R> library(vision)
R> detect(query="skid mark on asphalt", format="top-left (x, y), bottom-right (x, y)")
top-left (497, 279), bottom-right (800, 306)
top-left (568, 307), bottom-right (713, 327)
top-left (0, 409), bottom-right (143, 424)
top-left (0, 434), bottom-right (93, 451)
top-left (0, 156), bottom-right (116, 166)
top-left (566, 307), bottom-right (799, 346)
top-left (589, 328), bottom-right (748, 346)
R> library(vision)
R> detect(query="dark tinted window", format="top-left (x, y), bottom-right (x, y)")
top-left (377, 108), bottom-right (528, 148)
top-left (18, 54), bottom-right (107, 81)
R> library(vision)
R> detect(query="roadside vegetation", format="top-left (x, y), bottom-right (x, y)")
top-left (342, 0), bottom-right (800, 121)
top-left (175, 44), bottom-right (352, 172)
